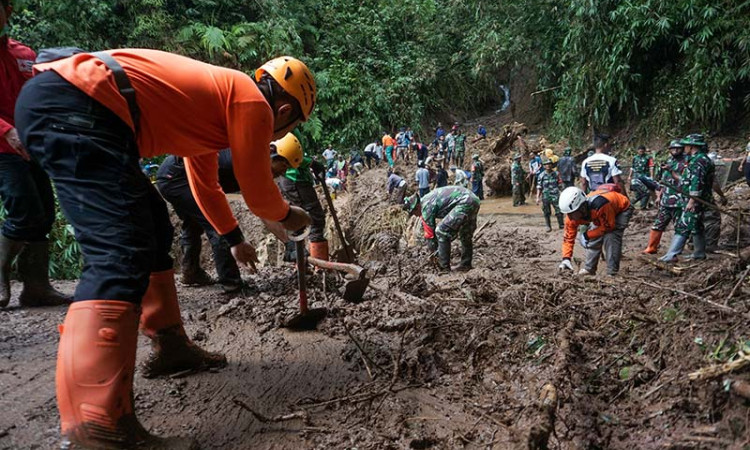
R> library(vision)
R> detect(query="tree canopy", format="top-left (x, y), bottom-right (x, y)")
top-left (9, 0), bottom-right (750, 149)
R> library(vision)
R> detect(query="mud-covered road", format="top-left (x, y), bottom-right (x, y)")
top-left (1, 165), bottom-right (749, 449)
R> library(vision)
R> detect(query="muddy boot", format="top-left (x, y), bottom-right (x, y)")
top-left (544, 215), bottom-right (552, 232)
top-left (0, 235), bottom-right (25, 308)
top-left (659, 233), bottom-right (688, 263)
top-left (556, 213), bottom-right (564, 229)
top-left (309, 241), bottom-right (329, 261)
top-left (17, 241), bottom-right (71, 307)
top-left (181, 242), bottom-right (214, 286)
top-left (642, 230), bottom-right (663, 254)
top-left (437, 240), bottom-right (451, 272)
top-left (57, 300), bottom-right (197, 449)
top-left (687, 232), bottom-right (707, 260)
top-left (455, 242), bottom-right (473, 272)
top-left (140, 269), bottom-right (227, 378)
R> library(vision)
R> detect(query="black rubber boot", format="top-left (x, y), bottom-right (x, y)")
top-left (556, 213), bottom-right (564, 229)
top-left (437, 240), bottom-right (451, 272)
top-left (0, 235), bottom-right (26, 308)
top-left (456, 241), bottom-right (473, 272)
top-left (180, 242), bottom-right (214, 286)
top-left (544, 215), bottom-right (552, 232)
top-left (17, 241), bottom-right (71, 307)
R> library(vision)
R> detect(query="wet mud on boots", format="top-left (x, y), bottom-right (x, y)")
top-left (0, 235), bottom-right (25, 308)
top-left (437, 240), bottom-right (451, 273)
top-left (642, 230), bottom-right (662, 255)
top-left (57, 300), bottom-right (197, 449)
top-left (17, 240), bottom-right (71, 307)
top-left (659, 233), bottom-right (688, 263)
top-left (140, 269), bottom-right (226, 378)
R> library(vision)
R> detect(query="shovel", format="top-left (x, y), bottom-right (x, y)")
top-left (307, 257), bottom-right (370, 303)
top-left (314, 172), bottom-right (356, 263)
top-left (283, 239), bottom-right (327, 330)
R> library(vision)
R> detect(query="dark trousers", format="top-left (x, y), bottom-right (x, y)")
top-left (156, 178), bottom-right (240, 284)
top-left (472, 178), bottom-right (484, 200)
top-left (419, 187), bottom-right (430, 197)
top-left (277, 177), bottom-right (327, 242)
top-left (15, 70), bottom-right (173, 303)
top-left (364, 151), bottom-right (379, 169)
top-left (0, 154), bottom-right (55, 241)
top-left (745, 163), bottom-right (750, 188)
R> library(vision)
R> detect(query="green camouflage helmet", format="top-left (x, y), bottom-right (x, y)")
top-left (541, 158), bottom-right (553, 165)
top-left (403, 194), bottom-right (420, 213)
top-left (668, 140), bottom-right (684, 149)
top-left (563, 147), bottom-right (572, 156)
top-left (513, 153), bottom-right (521, 160)
top-left (679, 133), bottom-right (706, 147)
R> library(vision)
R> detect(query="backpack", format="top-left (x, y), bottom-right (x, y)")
top-left (36, 47), bottom-right (141, 133)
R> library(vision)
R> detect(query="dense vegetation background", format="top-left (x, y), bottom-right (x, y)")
top-left (9, 0), bottom-right (750, 149)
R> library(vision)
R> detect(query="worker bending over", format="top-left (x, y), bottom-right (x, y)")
top-left (15, 51), bottom-right (314, 448)
top-left (558, 186), bottom-right (633, 276)
top-left (404, 186), bottom-right (480, 272)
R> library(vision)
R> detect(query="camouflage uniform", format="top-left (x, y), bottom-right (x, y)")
top-left (536, 169), bottom-right (564, 229)
top-left (454, 134), bottom-right (467, 167)
top-left (651, 154), bottom-right (687, 232)
top-left (630, 154), bottom-right (652, 209)
top-left (420, 186), bottom-right (481, 270)
top-left (511, 160), bottom-right (526, 206)
top-left (674, 151), bottom-right (714, 236)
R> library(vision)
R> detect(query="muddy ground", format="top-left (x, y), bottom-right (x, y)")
top-left (1, 161), bottom-right (750, 449)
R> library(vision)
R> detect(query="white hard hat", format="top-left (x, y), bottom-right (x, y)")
top-left (559, 187), bottom-right (586, 214)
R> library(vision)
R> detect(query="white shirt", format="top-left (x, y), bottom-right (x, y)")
top-left (322, 148), bottom-right (337, 161)
top-left (364, 142), bottom-right (377, 154)
top-left (580, 153), bottom-right (622, 189)
top-left (375, 145), bottom-right (383, 159)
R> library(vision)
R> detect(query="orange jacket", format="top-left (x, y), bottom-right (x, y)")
top-left (35, 49), bottom-right (289, 241)
top-left (382, 135), bottom-right (396, 148)
top-left (562, 190), bottom-right (631, 258)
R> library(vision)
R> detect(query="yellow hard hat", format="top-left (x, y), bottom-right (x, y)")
top-left (255, 56), bottom-right (317, 121)
top-left (271, 133), bottom-right (304, 168)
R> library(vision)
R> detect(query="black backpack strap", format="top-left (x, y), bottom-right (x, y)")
top-left (91, 51), bottom-right (141, 134)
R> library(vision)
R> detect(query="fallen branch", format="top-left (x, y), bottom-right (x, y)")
top-left (688, 352), bottom-right (750, 381)
top-left (725, 263), bottom-right (750, 305)
top-left (626, 278), bottom-right (738, 314)
top-left (233, 398), bottom-right (310, 424)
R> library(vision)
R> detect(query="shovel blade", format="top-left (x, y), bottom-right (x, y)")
top-left (343, 278), bottom-right (369, 303)
top-left (282, 308), bottom-right (328, 331)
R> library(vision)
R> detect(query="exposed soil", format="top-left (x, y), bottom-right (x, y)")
top-left (1, 161), bottom-right (750, 449)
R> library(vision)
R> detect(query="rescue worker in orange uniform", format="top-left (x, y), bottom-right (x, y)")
top-left (558, 186), bottom-right (633, 276)
top-left (15, 50), bottom-right (315, 448)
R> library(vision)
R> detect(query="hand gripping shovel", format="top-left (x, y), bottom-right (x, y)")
top-left (283, 236), bottom-right (327, 331)
top-left (307, 257), bottom-right (369, 303)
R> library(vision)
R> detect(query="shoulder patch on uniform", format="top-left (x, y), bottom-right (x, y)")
top-left (588, 195), bottom-right (610, 210)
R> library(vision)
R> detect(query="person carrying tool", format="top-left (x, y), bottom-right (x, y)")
top-left (536, 158), bottom-right (564, 231)
top-left (15, 51), bottom-right (314, 448)
top-left (511, 153), bottom-right (527, 206)
top-left (557, 147), bottom-right (577, 188)
top-left (276, 133), bottom-right (330, 261)
top-left (0, 0), bottom-right (70, 308)
top-left (659, 134), bottom-right (727, 262)
top-left (642, 140), bottom-right (688, 254)
top-left (558, 186), bottom-right (633, 276)
top-left (404, 186), bottom-right (480, 272)
top-left (156, 149), bottom-right (243, 292)
top-left (471, 154), bottom-right (485, 200)
top-left (628, 145), bottom-right (654, 209)
top-left (387, 169), bottom-right (407, 204)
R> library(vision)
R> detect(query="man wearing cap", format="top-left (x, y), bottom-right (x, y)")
top-left (557, 147), bottom-right (577, 188)
top-left (471, 154), bottom-right (485, 200)
top-left (404, 186), bottom-right (480, 272)
top-left (536, 158), bottom-right (564, 231)
top-left (643, 140), bottom-right (688, 254)
top-left (660, 134), bottom-right (727, 262)
top-left (557, 186), bottom-right (633, 276)
top-left (511, 153), bottom-right (526, 206)
top-left (15, 51), bottom-right (315, 447)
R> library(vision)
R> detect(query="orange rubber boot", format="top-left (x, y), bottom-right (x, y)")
top-left (309, 241), bottom-right (329, 261)
top-left (140, 269), bottom-right (226, 378)
top-left (56, 300), bottom-right (195, 448)
top-left (642, 230), bottom-right (663, 254)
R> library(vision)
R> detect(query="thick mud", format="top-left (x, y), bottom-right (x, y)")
top-left (1, 162), bottom-right (749, 449)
